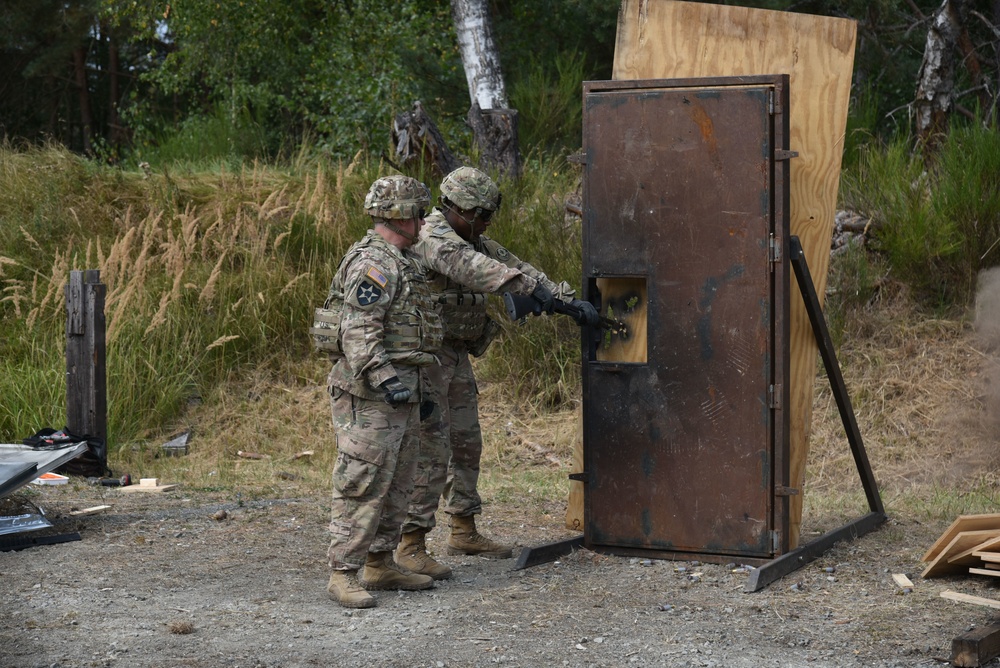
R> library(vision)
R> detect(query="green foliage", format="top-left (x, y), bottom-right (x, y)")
top-left (475, 156), bottom-right (584, 408)
top-left (510, 50), bottom-right (587, 153)
top-left (841, 122), bottom-right (1000, 306)
top-left (823, 242), bottom-right (888, 346)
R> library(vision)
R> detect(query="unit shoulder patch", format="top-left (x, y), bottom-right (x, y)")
top-left (355, 281), bottom-right (382, 306)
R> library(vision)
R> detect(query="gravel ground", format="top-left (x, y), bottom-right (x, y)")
top-left (0, 483), bottom-right (994, 668)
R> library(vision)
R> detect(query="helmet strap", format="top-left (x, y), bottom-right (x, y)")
top-left (377, 219), bottom-right (416, 242)
top-left (445, 203), bottom-right (478, 240)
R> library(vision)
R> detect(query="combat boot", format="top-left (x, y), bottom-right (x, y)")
top-left (360, 551), bottom-right (435, 591)
top-left (446, 514), bottom-right (513, 559)
top-left (327, 570), bottom-right (375, 608)
top-left (396, 530), bottom-right (453, 580)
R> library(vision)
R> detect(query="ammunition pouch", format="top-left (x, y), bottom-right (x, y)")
top-left (467, 317), bottom-right (501, 358)
top-left (310, 305), bottom-right (342, 354)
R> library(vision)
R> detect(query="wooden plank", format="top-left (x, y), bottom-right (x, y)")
top-left (942, 590), bottom-right (1000, 611)
top-left (970, 568), bottom-right (1000, 578)
top-left (923, 531), bottom-right (1000, 578)
top-left (891, 573), bottom-right (914, 589)
top-left (975, 552), bottom-right (1000, 563)
top-left (120, 483), bottom-right (177, 493)
top-left (565, 406), bottom-right (584, 531)
top-left (952, 619), bottom-right (1000, 668)
top-left (614, 0), bottom-right (856, 548)
top-left (950, 534), bottom-right (1000, 566)
top-left (69, 505), bottom-right (111, 516)
top-left (923, 514), bottom-right (1000, 562)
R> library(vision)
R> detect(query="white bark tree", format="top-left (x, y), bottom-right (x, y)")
top-left (451, 0), bottom-right (508, 110)
top-left (450, 0), bottom-right (521, 176)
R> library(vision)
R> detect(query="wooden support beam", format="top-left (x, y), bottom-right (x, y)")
top-left (65, 269), bottom-right (107, 449)
top-left (951, 618), bottom-right (1000, 667)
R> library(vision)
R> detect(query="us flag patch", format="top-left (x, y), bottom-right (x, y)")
top-left (366, 266), bottom-right (388, 288)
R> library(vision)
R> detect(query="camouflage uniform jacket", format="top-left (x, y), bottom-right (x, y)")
top-left (325, 230), bottom-right (443, 401)
top-left (410, 208), bottom-right (574, 342)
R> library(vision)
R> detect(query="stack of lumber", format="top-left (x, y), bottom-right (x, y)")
top-left (921, 513), bottom-right (1000, 579)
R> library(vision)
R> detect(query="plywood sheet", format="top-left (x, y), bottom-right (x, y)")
top-left (922, 530), bottom-right (1000, 579)
top-left (613, 0), bottom-right (856, 548)
top-left (923, 514), bottom-right (1000, 562)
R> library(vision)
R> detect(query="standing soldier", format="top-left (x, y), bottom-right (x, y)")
top-left (317, 175), bottom-right (444, 608)
top-left (396, 166), bottom-right (598, 580)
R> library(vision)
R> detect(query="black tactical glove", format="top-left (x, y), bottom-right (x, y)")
top-left (530, 282), bottom-right (555, 314)
top-left (379, 377), bottom-right (412, 407)
top-left (419, 400), bottom-right (436, 422)
top-left (569, 299), bottom-right (601, 327)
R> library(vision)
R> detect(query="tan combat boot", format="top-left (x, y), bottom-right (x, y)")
top-left (396, 530), bottom-right (453, 580)
top-left (446, 515), bottom-right (513, 559)
top-left (360, 551), bottom-right (435, 591)
top-left (327, 570), bottom-right (375, 608)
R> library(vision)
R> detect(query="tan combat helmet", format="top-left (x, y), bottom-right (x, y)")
top-left (439, 166), bottom-right (502, 215)
top-left (364, 175), bottom-right (431, 221)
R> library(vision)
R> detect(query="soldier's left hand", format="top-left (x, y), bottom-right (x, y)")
top-left (379, 377), bottom-right (412, 406)
top-left (570, 299), bottom-right (601, 327)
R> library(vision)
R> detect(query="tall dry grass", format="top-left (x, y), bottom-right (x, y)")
top-left (0, 144), bottom-right (374, 450)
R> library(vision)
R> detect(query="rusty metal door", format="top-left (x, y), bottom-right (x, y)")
top-left (581, 76), bottom-right (791, 561)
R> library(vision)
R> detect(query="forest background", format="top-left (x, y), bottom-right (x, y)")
top-left (1, 0), bottom-right (1000, 512)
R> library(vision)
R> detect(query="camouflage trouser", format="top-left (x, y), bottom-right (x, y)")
top-left (402, 341), bottom-right (483, 534)
top-left (327, 388), bottom-right (420, 570)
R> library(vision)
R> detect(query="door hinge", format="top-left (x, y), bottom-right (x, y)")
top-left (768, 383), bottom-right (782, 409)
top-left (768, 235), bottom-right (781, 271)
top-left (774, 149), bottom-right (799, 161)
top-left (567, 152), bottom-right (587, 165)
top-left (568, 472), bottom-right (588, 483)
top-left (775, 485), bottom-right (799, 496)
top-left (772, 530), bottom-right (781, 552)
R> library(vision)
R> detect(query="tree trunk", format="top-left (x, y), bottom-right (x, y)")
top-left (450, 0), bottom-right (521, 177)
top-left (467, 102), bottom-right (522, 178)
top-left (914, 0), bottom-right (967, 149)
top-left (72, 46), bottom-right (94, 154)
top-left (392, 101), bottom-right (462, 176)
top-left (108, 26), bottom-right (123, 151)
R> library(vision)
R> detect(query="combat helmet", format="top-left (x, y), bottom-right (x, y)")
top-left (364, 175), bottom-right (431, 220)
top-left (440, 166), bottom-right (501, 214)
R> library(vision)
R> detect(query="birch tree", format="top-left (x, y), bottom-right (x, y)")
top-left (451, 0), bottom-right (521, 176)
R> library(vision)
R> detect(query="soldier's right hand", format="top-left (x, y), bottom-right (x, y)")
top-left (530, 283), bottom-right (555, 314)
top-left (379, 377), bottom-right (412, 406)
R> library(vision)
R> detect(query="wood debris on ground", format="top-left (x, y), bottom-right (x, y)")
top-left (921, 513), bottom-right (1000, 580)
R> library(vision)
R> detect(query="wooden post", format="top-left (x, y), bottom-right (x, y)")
top-left (65, 269), bottom-right (107, 451)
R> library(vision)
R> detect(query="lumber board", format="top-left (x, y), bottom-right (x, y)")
top-left (120, 483), bottom-right (178, 493)
top-left (891, 573), bottom-right (914, 589)
top-left (975, 552), bottom-right (1000, 564)
top-left (923, 531), bottom-right (1000, 579)
top-left (613, 0), bottom-right (857, 548)
top-left (565, 406), bottom-right (584, 531)
top-left (942, 590), bottom-right (1000, 610)
top-left (952, 618), bottom-right (1000, 668)
top-left (969, 568), bottom-right (1000, 578)
top-left (69, 505), bottom-right (111, 516)
top-left (923, 514), bottom-right (1000, 562)
top-left (950, 534), bottom-right (1000, 566)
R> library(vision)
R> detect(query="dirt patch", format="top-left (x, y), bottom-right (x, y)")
top-left (0, 480), bottom-right (994, 668)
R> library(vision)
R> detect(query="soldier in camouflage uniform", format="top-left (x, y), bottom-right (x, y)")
top-left (321, 175), bottom-right (445, 608)
top-left (396, 166), bottom-right (599, 580)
